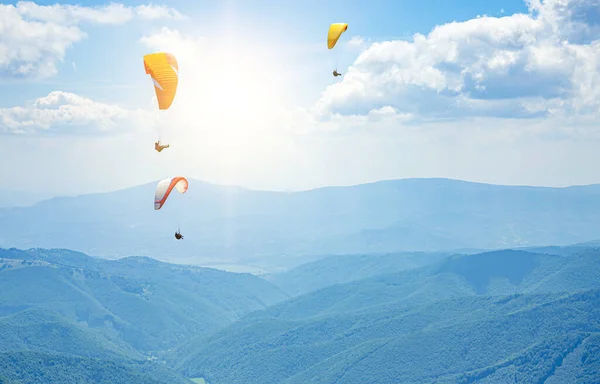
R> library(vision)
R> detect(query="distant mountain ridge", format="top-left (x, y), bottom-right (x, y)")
top-left (0, 189), bottom-right (57, 208)
top-left (3, 177), bottom-right (600, 267)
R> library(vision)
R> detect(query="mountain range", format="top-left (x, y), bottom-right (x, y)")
top-left (3, 178), bottom-right (600, 271)
top-left (1, 244), bottom-right (600, 383)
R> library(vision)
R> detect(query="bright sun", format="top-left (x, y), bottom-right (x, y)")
top-left (180, 41), bottom-right (280, 125)
top-left (152, 37), bottom-right (288, 174)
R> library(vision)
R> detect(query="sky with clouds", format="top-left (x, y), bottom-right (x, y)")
top-left (1, 0), bottom-right (600, 194)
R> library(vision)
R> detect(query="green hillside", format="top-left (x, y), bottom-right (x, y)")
top-left (177, 289), bottom-right (600, 384)
top-left (0, 351), bottom-right (190, 384)
top-left (0, 248), bottom-right (287, 355)
top-left (3, 246), bottom-right (600, 383)
top-left (176, 248), bottom-right (600, 383)
top-left (0, 308), bottom-right (140, 359)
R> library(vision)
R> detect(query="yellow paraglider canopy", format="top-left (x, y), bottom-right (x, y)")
top-left (328, 23), bottom-right (348, 49)
top-left (144, 52), bottom-right (179, 110)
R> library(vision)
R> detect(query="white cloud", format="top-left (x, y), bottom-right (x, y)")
top-left (0, 1), bottom-right (182, 78)
top-left (313, 0), bottom-right (600, 125)
top-left (13, 1), bottom-right (182, 25)
top-left (135, 4), bottom-right (184, 21)
top-left (347, 36), bottom-right (367, 49)
top-left (0, 91), bottom-right (150, 135)
top-left (139, 27), bottom-right (205, 64)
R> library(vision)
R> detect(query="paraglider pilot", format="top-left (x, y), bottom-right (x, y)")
top-left (175, 230), bottom-right (184, 240)
top-left (155, 141), bottom-right (170, 152)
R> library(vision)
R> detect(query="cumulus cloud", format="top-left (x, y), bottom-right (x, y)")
top-left (12, 1), bottom-right (182, 25)
top-left (314, 0), bottom-right (600, 123)
top-left (347, 36), bottom-right (367, 49)
top-left (135, 4), bottom-right (184, 21)
top-left (139, 27), bottom-right (205, 63)
top-left (0, 1), bottom-right (182, 78)
top-left (0, 91), bottom-right (150, 135)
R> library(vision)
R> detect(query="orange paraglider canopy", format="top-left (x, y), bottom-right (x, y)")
top-left (144, 52), bottom-right (179, 110)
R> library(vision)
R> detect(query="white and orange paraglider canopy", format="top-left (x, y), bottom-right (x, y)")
top-left (154, 177), bottom-right (188, 210)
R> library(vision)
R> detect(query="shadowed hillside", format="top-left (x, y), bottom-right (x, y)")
top-left (264, 251), bottom-right (451, 296)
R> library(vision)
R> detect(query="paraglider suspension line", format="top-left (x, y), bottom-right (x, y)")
top-left (155, 110), bottom-right (161, 142)
top-left (332, 52), bottom-right (340, 82)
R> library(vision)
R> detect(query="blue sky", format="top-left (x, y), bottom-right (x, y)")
top-left (1, 0), bottom-right (600, 194)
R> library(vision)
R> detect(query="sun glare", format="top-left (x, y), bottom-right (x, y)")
top-left (168, 40), bottom-right (283, 138)
top-left (150, 36), bottom-right (289, 178)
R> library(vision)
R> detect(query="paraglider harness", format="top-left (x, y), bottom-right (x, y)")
top-left (333, 69), bottom-right (342, 77)
top-left (155, 141), bottom-right (170, 152)
top-left (175, 229), bottom-right (183, 240)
